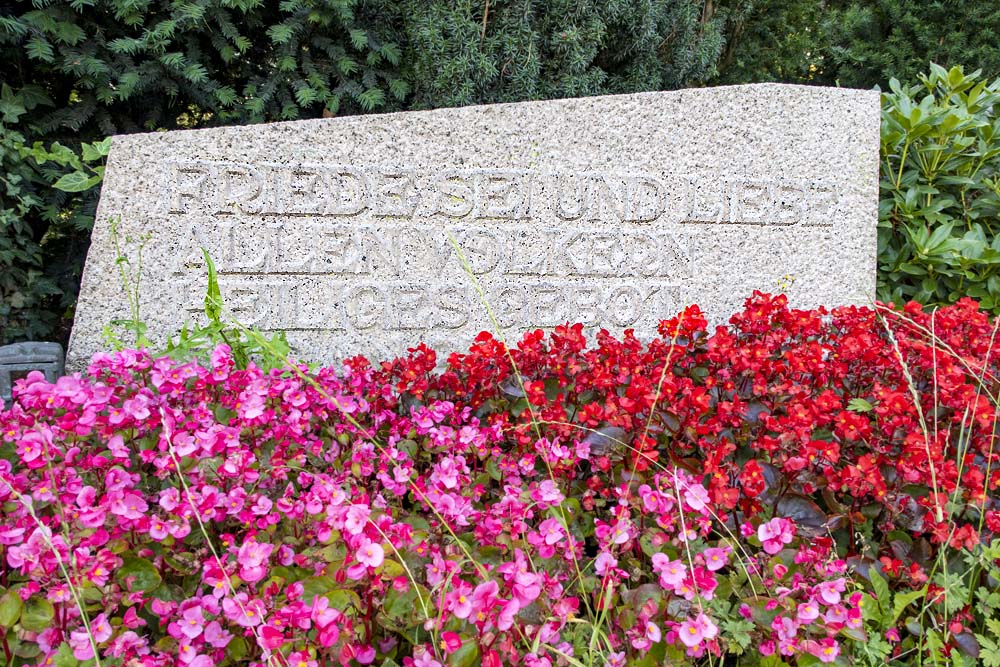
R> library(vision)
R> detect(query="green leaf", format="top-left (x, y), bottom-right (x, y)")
top-left (116, 556), bottom-right (163, 592)
top-left (891, 586), bottom-right (927, 624)
top-left (202, 249), bottom-right (222, 325)
top-left (847, 398), bottom-right (874, 412)
top-left (0, 590), bottom-right (22, 627)
top-left (53, 643), bottom-right (78, 667)
top-left (869, 568), bottom-right (890, 618)
top-left (349, 29), bottom-right (368, 50)
top-left (53, 171), bottom-right (102, 193)
top-left (81, 138), bottom-right (111, 162)
top-left (26, 36), bottom-right (55, 62)
top-left (20, 596), bottom-right (54, 632)
top-left (268, 24), bottom-right (294, 44)
top-left (0, 84), bottom-right (27, 123)
top-left (447, 639), bottom-right (480, 667)
top-left (301, 574), bottom-right (337, 602)
top-left (376, 558), bottom-right (405, 579)
top-left (228, 636), bottom-right (249, 661)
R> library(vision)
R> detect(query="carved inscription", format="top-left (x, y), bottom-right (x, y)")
top-left (167, 161), bottom-right (839, 227)
top-left (168, 223), bottom-right (691, 280)
top-left (160, 158), bottom-right (846, 346)
top-left (175, 277), bottom-right (683, 334)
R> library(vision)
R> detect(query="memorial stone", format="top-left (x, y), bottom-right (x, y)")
top-left (68, 84), bottom-right (879, 368)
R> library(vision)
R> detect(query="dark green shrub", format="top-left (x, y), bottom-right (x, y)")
top-left (716, 0), bottom-right (1000, 89)
top-left (0, 0), bottom-right (408, 343)
top-left (403, 0), bottom-right (749, 108)
top-left (878, 64), bottom-right (1000, 311)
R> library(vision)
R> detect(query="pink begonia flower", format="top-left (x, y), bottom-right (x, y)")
top-left (356, 537), bottom-right (384, 568)
top-left (356, 644), bottom-right (377, 664)
top-left (702, 547), bottom-right (729, 571)
top-left (682, 483), bottom-right (710, 511)
top-left (604, 651), bottom-right (626, 667)
top-left (412, 649), bottom-right (443, 667)
top-left (772, 615), bottom-right (799, 641)
top-left (677, 619), bottom-right (704, 648)
top-left (677, 612), bottom-right (718, 648)
top-left (122, 607), bottom-right (146, 630)
top-left (469, 580), bottom-right (499, 622)
top-left (816, 578), bottom-right (846, 605)
top-left (806, 638), bottom-right (841, 663)
top-left (439, 631), bottom-right (463, 654)
top-left (823, 604), bottom-right (848, 625)
top-left (203, 621), bottom-right (232, 648)
top-left (0, 526), bottom-right (25, 545)
top-left (796, 600), bottom-right (821, 623)
top-left (222, 594), bottom-right (266, 627)
top-left (287, 651), bottom-right (319, 667)
top-left (449, 582), bottom-right (475, 619)
top-left (538, 518), bottom-right (563, 545)
top-left (757, 517), bottom-right (795, 554)
top-left (178, 606), bottom-right (205, 639)
top-left (70, 613), bottom-right (113, 659)
top-left (250, 495), bottom-right (273, 516)
top-left (497, 599), bottom-right (521, 631)
top-left (651, 554), bottom-right (686, 588)
top-left (259, 624), bottom-right (285, 650)
top-left (594, 551), bottom-right (618, 576)
top-left (512, 570), bottom-right (542, 605)
top-left (237, 539), bottom-right (273, 583)
top-left (344, 504), bottom-right (371, 535)
top-left (531, 480), bottom-right (565, 507)
top-left (148, 518), bottom-right (169, 541)
top-left (158, 487), bottom-right (181, 511)
top-left (109, 491), bottom-right (148, 521)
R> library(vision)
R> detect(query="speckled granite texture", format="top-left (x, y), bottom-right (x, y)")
top-left (68, 84), bottom-right (879, 368)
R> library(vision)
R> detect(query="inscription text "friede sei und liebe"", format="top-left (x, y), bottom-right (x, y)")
top-left (166, 160), bottom-right (839, 227)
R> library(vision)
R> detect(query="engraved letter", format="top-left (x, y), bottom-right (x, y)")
top-left (435, 172), bottom-right (475, 218)
top-left (169, 163), bottom-right (210, 214)
top-left (325, 167), bottom-right (370, 216)
top-left (280, 168), bottom-right (323, 215)
top-left (434, 286), bottom-right (468, 329)
top-left (730, 180), bottom-right (771, 224)
top-left (458, 229), bottom-right (502, 275)
top-left (552, 174), bottom-right (588, 220)
top-left (604, 286), bottom-right (646, 327)
top-left (572, 286), bottom-right (601, 326)
top-left (316, 228), bottom-right (365, 274)
top-left (477, 170), bottom-right (530, 219)
top-left (774, 181), bottom-right (807, 225)
top-left (374, 168), bottom-right (418, 218)
top-left (682, 176), bottom-right (726, 223)
top-left (625, 175), bottom-right (666, 222)
top-left (345, 284), bottom-right (385, 330)
top-left (215, 165), bottom-right (266, 215)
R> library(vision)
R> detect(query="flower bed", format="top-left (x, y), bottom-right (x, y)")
top-left (2, 293), bottom-right (999, 667)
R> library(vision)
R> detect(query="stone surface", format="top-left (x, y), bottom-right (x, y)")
top-left (0, 342), bottom-right (64, 403)
top-left (68, 84), bottom-right (879, 368)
